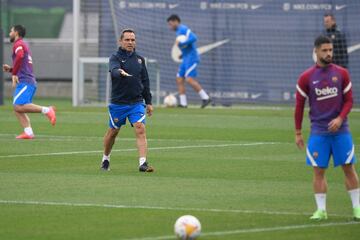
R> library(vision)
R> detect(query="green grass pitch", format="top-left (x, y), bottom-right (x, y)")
top-left (0, 99), bottom-right (359, 240)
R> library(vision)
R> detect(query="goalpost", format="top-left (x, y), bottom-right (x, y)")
top-left (77, 57), bottom-right (109, 106)
top-left (72, 0), bottom-right (80, 107)
top-left (75, 57), bottom-right (160, 106)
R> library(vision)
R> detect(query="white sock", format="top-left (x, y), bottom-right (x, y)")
top-left (139, 157), bottom-right (146, 166)
top-left (102, 154), bottom-right (110, 162)
top-left (315, 193), bottom-right (327, 211)
top-left (41, 107), bottom-right (50, 114)
top-left (24, 127), bottom-right (34, 136)
top-left (198, 89), bottom-right (209, 100)
top-left (179, 94), bottom-right (187, 106)
top-left (348, 188), bottom-right (360, 208)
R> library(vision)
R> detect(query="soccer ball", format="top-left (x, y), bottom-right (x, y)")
top-left (176, 34), bottom-right (187, 43)
top-left (174, 215), bottom-right (201, 240)
top-left (163, 94), bottom-right (178, 107)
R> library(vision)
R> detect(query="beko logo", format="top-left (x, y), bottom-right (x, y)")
top-left (315, 87), bottom-right (338, 101)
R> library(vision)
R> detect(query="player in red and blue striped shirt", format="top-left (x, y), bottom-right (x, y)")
top-left (2, 25), bottom-right (56, 139)
top-left (295, 35), bottom-right (359, 220)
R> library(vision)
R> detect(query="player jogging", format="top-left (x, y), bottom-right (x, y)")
top-left (2, 25), bottom-right (56, 139)
top-left (101, 29), bottom-right (154, 172)
top-left (167, 14), bottom-right (211, 108)
top-left (295, 35), bottom-right (360, 220)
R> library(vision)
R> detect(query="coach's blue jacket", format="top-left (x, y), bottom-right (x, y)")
top-left (109, 47), bottom-right (152, 105)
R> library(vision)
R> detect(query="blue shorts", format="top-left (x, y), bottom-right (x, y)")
top-left (13, 83), bottom-right (37, 105)
top-left (108, 103), bottom-right (146, 129)
top-left (306, 133), bottom-right (356, 168)
top-left (177, 60), bottom-right (198, 78)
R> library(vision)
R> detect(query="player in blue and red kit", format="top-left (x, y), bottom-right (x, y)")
top-left (2, 25), bottom-right (56, 139)
top-left (295, 35), bottom-right (359, 220)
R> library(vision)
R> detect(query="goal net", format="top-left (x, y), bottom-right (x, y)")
top-left (74, 0), bottom-right (360, 106)
top-left (76, 57), bottom-right (160, 106)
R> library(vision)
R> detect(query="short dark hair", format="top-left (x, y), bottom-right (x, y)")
top-left (314, 35), bottom-right (332, 48)
top-left (323, 12), bottom-right (335, 20)
top-left (12, 25), bottom-right (26, 38)
top-left (167, 14), bottom-right (181, 23)
top-left (120, 28), bottom-right (135, 39)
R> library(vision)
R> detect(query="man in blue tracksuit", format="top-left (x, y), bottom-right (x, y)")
top-left (101, 29), bottom-right (154, 172)
top-left (167, 14), bottom-right (211, 108)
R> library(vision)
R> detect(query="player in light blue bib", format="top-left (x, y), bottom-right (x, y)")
top-left (167, 14), bottom-right (211, 108)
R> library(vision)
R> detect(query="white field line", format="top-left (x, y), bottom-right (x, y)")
top-left (0, 133), bottom-right (203, 141)
top-left (42, 107), bottom-right (360, 112)
top-left (0, 133), bottom-right (168, 141)
top-left (0, 135), bottom-right (359, 148)
top-left (0, 133), bottom-right (257, 143)
top-left (0, 138), bottom-right (135, 142)
top-left (0, 199), bottom-right (349, 218)
top-left (0, 142), bottom-right (278, 159)
top-left (122, 221), bottom-right (360, 240)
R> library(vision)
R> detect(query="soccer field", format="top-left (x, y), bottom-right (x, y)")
top-left (0, 99), bottom-right (359, 240)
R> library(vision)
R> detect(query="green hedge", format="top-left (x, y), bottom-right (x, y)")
top-left (6, 7), bottom-right (65, 38)
top-left (1, 9), bottom-right (8, 32)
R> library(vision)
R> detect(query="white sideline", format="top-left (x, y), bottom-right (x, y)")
top-left (0, 199), bottom-right (349, 217)
top-left (122, 221), bottom-right (360, 240)
top-left (0, 199), bottom-right (349, 218)
top-left (0, 142), bottom-right (278, 159)
top-left (0, 133), bottom-right (255, 143)
top-left (44, 107), bottom-right (360, 112)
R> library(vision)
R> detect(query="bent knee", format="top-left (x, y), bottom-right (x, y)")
top-left (185, 77), bottom-right (196, 83)
top-left (313, 167), bottom-right (326, 177)
top-left (107, 128), bottom-right (119, 138)
top-left (13, 105), bottom-right (23, 112)
top-left (342, 164), bottom-right (357, 174)
top-left (134, 123), bottom-right (146, 135)
top-left (176, 77), bottom-right (184, 84)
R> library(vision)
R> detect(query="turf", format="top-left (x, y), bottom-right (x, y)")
top-left (0, 98), bottom-right (359, 240)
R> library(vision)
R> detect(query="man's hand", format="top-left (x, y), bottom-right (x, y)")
top-left (146, 104), bottom-right (153, 117)
top-left (3, 64), bottom-right (11, 72)
top-left (295, 132), bottom-right (305, 150)
top-left (119, 69), bottom-right (132, 77)
top-left (12, 75), bottom-right (19, 88)
top-left (328, 116), bottom-right (343, 132)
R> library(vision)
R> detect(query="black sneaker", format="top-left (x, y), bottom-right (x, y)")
top-left (201, 98), bottom-right (212, 108)
top-left (177, 104), bottom-right (188, 108)
top-left (139, 162), bottom-right (154, 172)
top-left (101, 160), bottom-right (110, 171)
